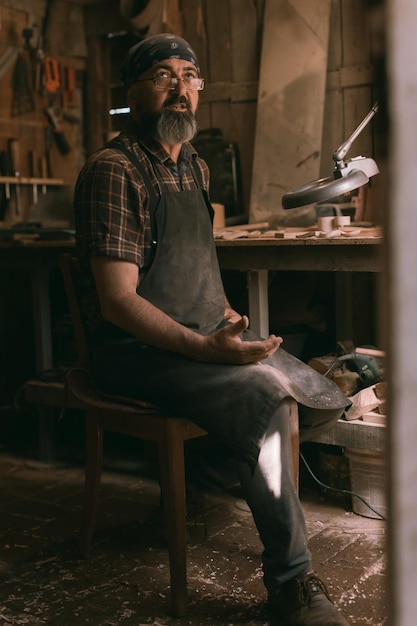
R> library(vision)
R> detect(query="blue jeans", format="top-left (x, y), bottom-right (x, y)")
top-left (90, 341), bottom-right (346, 594)
top-left (235, 400), bottom-right (343, 595)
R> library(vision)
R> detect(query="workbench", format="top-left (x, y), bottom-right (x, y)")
top-left (0, 229), bottom-right (382, 369)
top-left (0, 239), bottom-right (76, 373)
top-left (0, 228), bottom-right (383, 461)
top-left (215, 227), bottom-right (382, 337)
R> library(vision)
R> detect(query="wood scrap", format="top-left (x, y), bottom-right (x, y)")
top-left (361, 410), bottom-right (386, 425)
top-left (345, 382), bottom-right (387, 421)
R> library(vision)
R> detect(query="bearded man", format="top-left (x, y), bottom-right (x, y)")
top-left (74, 33), bottom-right (351, 625)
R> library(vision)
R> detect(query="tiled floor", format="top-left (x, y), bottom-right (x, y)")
top-left (0, 440), bottom-right (387, 626)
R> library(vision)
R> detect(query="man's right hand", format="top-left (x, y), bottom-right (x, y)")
top-left (199, 315), bottom-right (283, 364)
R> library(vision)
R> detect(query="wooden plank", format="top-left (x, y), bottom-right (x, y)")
top-left (211, 102), bottom-right (234, 141)
top-left (205, 0), bottom-right (232, 83)
top-left (85, 35), bottom-right (108, 154)
top-left (181, 0), bottom-right (209, 79)
top-left (44, 0), bottom-right (72, 57)
top-left (230, 0), bottom-right (262, 83)
top-left (164, 0), bottom-right (183, 35)
top-left (230, 101), bottom-right (258, 215)
top-left (215, 238), bottom-right (382, 273)
top-left (341, 0), bottom-right (371, 67)
top-left (196, 102), bottom-right (211, 130)
top-left (340, 65), bottom-right (374, 88)
top-left (250, 0), bottom-right (332, 226)
top-left (322, 1), bottom-right (376, 185)
top-left (310, 418), bottom-right (385, 452)
top-left (327, 0), bottom-right (342, 71)
top-left (82, 2), bottom-right (126, 37)
top-left (201, 81), bottom-right (258, 104)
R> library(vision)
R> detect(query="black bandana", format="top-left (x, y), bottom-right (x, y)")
top-left (120, 33), bottom-right (200, 87)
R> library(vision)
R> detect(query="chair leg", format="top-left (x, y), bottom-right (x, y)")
top-left (157, 420), bottom-right (188, 618)
top-left (79, 412), bottom-right (103, 559)
top-left (288, 398), bottom-right (300, 492)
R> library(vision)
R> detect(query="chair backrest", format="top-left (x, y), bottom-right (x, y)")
top-left (60, 253), bottom-right (91, 368)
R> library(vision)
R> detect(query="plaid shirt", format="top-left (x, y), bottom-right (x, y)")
top-left (73, 123), bottom-right (210, 337)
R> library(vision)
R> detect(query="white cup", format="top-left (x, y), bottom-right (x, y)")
top-left (317, 216), bottom-right (334, 232)
top-left (334, 215), bottom-right (351, 227)
top-left (212, 203), bottom-right (225, 228)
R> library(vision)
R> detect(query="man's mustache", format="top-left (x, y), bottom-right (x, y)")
top-left (164, 96), bottom-right (191, 111)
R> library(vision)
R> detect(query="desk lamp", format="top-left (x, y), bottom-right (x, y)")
top-left (282, 102), bottom-right (379, 209)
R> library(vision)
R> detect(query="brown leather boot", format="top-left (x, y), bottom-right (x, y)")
top-left (268, 570), bottom-right (350, 625)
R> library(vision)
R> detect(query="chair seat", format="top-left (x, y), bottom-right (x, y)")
top-left (66, 365), bottom-right (207, 440)
top-left (67, 366), bottom-right (162, 413)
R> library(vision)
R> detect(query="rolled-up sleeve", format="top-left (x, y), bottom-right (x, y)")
top-left (74, 151), bottom-right (152, 268)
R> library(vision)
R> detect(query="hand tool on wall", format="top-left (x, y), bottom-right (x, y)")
top-left (44, 106), bottom-right (71, 155)
top-left (10, 53), bottom-right (35, 116)
top-left (7, 138), bottom-right (21, 216)
top-left (40, 156), bottom-right (48, 194)
top-left (62, 64), bottom-right (76, 108)
top-left (34, 35), bottom-right (45, 93)
top-left (44, 55), bottom-right (60, 95)
top-left (28, 149), bottom-right (39, 205)
top-left (21, 27), bottom-right (41, 94)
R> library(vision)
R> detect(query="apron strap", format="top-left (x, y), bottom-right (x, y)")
top-left (106, 138), bottom-right (159, 243)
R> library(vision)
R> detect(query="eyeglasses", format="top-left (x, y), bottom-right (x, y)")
top-left (136, 73), bottom-right (205, 91)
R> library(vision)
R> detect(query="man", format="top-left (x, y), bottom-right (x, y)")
top-left (74, 33), bottom-right (351, 625)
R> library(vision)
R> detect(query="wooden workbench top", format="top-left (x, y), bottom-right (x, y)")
top-left (214, 224), bottom-right (383, 246)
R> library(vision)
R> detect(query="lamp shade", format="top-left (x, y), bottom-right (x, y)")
top-left (282, 103), bottom-right (379, 209)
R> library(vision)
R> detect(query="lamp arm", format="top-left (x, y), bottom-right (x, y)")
top-left (333, 102), bottom-right (379, 167)
top-left (281, 101), bottom-right (380, 209)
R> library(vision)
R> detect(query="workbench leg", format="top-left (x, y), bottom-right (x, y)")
top-left (31, 267), bottom-right (53, 374)
top-left (38, 406), bottom-right (57, 463)
top-left (247, 270), bottom-right (269, 338)
top-left (335, 273), bottom-right (354, 340)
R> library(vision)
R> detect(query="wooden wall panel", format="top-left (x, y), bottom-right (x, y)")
top-left (181, 0), bottom-right (209, 79)
top-left (249, 0), bottom-right (378, 226)
top-left (230, 0), bottom-right (263, 83)
top-left (180, 0), bottom-right (263, 216)
top-left (323, 0), bottom-right (378, 220)
top-left (250, 0), bottom-right (332, 226)
top-left (82, 0), bottom-right (378, 226)
top-left (341, 0), bottom-right (371, 67)
top-left (320, 0), bottom-right (342, 171)
top-left (205, 0), bottom-right (232, 83)
top-left (0, 3), bottom-right (86, 223)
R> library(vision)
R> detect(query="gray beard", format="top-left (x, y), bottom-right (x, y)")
top-left (156, 107), bottom-right (197, 145)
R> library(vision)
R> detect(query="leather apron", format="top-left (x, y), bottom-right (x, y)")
top-left (91, 150), bottom-right (350, 466)
top-left (136, 157), bottom-right (225, 334)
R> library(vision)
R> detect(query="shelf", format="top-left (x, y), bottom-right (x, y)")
top-left (0, 176), bottom-right (65, 186)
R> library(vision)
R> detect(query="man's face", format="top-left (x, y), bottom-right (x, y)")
top-left (127, 58), bottom-right (200, 145)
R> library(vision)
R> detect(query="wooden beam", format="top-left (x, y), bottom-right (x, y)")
top-left (201, 81), bottom-right (258, 104)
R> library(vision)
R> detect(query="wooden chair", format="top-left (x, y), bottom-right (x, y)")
top-left (59, 253), bottom-right (299, 617)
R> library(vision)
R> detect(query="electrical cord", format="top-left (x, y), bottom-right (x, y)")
top-left (299, 449), bottom-right (387, 521)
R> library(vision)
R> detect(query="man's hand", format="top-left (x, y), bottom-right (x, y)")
top-left (91, 258), bottom-right (282, 366)
top-left (200, 315), bottom-right (283, 364)
top-left (223, 298), bottom-right (242, 324)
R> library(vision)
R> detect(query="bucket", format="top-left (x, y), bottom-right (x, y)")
top-left (344, 447), bottom-right (387, 519)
